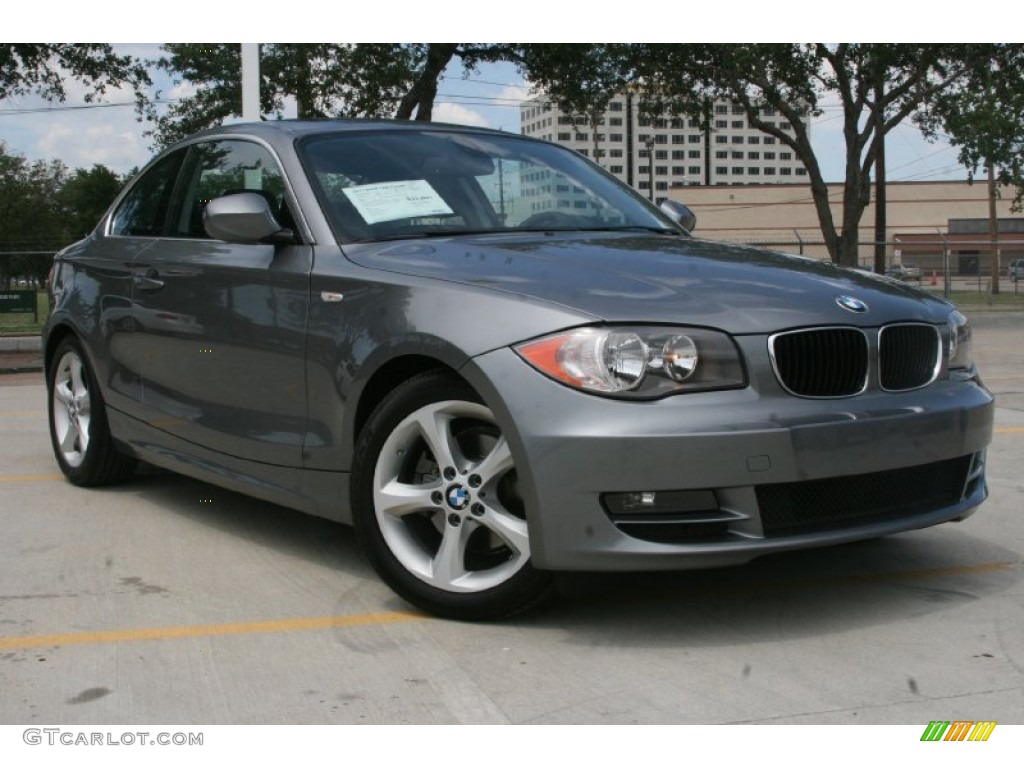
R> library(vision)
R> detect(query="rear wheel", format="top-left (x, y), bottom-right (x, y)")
top-left (48, 337), bottom-right (136, 486)
top-left (351, 372), bottom-right (552, 620)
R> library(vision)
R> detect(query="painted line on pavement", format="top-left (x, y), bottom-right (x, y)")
top-left (0, 611), bottom-right (426, 652)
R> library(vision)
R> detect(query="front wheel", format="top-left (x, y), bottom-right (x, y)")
top-left (351, 372), bottom-right (552, 620)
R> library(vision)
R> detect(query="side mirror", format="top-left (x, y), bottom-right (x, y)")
top-left (659, 199), bottom-right (697, 233)
top-left (203, 192), bottom-right (294, 244)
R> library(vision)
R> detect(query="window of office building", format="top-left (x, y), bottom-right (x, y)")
top-left (716, 136), bottom-right (728, 144)
top-left (638, 165), bottom-right (649, 174)
top-left (688, 150), bottom-right (700, 159)
top-left (609, 101), bottom-right (623, 112)
top-left (731, 120), bottom-right (744, 129)
top-left (609, 117), bottom-right (623, 126)
top-left (655, 166), bottom-right (668, 176)
top-left (764, 137), bottom-right (776, 145)
top-left (655, 149), bottom-right (668, 160)
top-left (716, 150), bottom-right (728, 159)
top-left (610, 165), bottom-right (623, 174)
top-left (609, 148), bottom-right (623, 157)
top-left (732, 105), bottom-right (744, 115)
top-left (748, 167), bottom-right (760, 175)
top-left (715, 166), bottom-right (728, 175)
top-left (715, 119), bottom-right (728, 129)
top-left (731, 167), bottom-right (744, 175)
top-left (638, 180), bottom-right (650, 189)
top-left (764, 152), bottom-right (776, 160)
top-left (558, 132), bottom-right (571, 141)
top-left (780, 152), bottom-right (792, 160)
top-left (688, 166), bottom-right (701, 175)
top-left (732, 151), bottom-right (743, 159)
top-left (671, 150), bottom-right (685, 160)
top-left (795, 168), bottom-right (807, 175)
top-left (656, 181), bottom-right (668, 191)
top-left (780, 167), bottom-right (792, 175)
top-left (672, 135), bottom-right (686, 144)
top-left (732, 136), bottom-right (744, 144)
top-left (610, 133), bottom-right (623, 142)
top-left (748, 136), bottom-right (760, 144)
top-left (764, 167), bottom-right (777, 176)
top-left (748, 151), bottom-right (760, 160)
top-left (715, 104), bottom-right (728, 114)
top-left (672, 165), bottom-right (685, 175)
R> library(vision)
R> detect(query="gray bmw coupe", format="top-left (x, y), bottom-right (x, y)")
top-left (44, 121), bottom-right (993, 619)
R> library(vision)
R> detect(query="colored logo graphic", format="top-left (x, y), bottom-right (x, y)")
top-left (920, 721), bottom-right (997, 742)
top-left (835, 295), bottom-right (869, 313)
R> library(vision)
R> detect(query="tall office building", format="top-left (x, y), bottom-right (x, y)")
top-left (519, 93), bottom-right (808, 203)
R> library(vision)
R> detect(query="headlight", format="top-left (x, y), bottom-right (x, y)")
top-left (947, 310), bottom-right (973, 370)
top-left (514, 326), bottom-right (746, 398)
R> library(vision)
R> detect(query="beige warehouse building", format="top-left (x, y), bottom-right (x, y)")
top-left (670, 180), bottom-right (1024, 274)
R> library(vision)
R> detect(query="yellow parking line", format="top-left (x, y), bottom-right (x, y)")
top-left (0, 562), bottom-right (1016, 652)
top-left (0, 473), bottom-right (63, 483)
top-left (995, 427), bottom-right (1024, 434)
top-left (0, 611), bottom-right (425, 652)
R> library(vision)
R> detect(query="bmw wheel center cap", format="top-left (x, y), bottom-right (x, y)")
top-left (446, 485), bottom-right (470, 510)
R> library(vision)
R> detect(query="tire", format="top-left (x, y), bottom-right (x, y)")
top-left (47, 336), bottom-right (137, 486)
top-left (351, 371), bottom-right (553, 620)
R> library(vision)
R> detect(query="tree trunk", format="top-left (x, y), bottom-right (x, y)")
top-left (395, 44), bottom-right (457, 121)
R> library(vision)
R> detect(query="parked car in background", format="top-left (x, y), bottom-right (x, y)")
top-left (885, 262), bottom-right (922, 281)
top-left (43, 121), bottom-right (994, 619)
top-left (1007, 259), bottom-right (1024, 282)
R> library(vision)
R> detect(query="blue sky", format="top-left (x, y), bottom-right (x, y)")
top-left (0, 45), bottom-right (970, 184)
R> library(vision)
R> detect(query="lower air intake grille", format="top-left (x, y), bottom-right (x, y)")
top-left (756, 454), bottom-right (973, 536)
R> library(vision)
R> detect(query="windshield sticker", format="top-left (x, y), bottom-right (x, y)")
top-left (342, 180), bottom-right (454, 224)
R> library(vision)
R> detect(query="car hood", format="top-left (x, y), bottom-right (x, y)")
top-left (342, 232), bottom-right (954, 335)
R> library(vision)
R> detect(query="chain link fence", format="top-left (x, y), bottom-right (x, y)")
top-left (728, 238), bottom-right (1024, 297)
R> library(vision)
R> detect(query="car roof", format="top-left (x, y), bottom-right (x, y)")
top-left (177, 118), bottom-right (517, 147)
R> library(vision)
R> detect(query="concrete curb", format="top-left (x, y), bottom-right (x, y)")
top-left (0, 335), bottom-right (42, 352)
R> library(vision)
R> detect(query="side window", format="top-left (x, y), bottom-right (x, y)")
top-left (170, 140), bottom-right (288, 239)
top-left (109, 150), bottom-right (186, 237)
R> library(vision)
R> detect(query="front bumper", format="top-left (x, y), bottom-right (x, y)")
top-left (466, 344), bottom-right (994, 571)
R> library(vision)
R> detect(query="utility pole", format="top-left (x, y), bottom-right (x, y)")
top-left (645, 137), bottom-right (655, 202)
top-left (873, 76), bottom-right (887, 274)
top-left (241, 44), bottom-right (260, 121)
top-left (988, 161), bottom-right (1001, 295)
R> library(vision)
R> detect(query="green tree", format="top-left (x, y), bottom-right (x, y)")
top-left (0, 44), bottom-right (149, 104)
top-left (917, 44), bottom-right (1024, 293)
top-left (58, 165), bottom-right (124, 241)
top-left (523, 44), bottom-right (1003, 266)
top-left (0, 143), bottom-right (68, 288)
top-left (149, 43), bottom-right (516, 147)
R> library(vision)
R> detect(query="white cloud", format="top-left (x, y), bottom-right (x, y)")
top-left (433, 103), bottom-right (490, 128)
top-left (35, 118), bottom-right (150, 172)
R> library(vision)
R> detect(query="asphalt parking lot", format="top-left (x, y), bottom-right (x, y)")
top-left (1, 313), bottom-right (1022, 725)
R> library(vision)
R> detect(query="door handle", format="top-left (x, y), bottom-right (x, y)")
top-left (133, 270), bottom-right (165, 292)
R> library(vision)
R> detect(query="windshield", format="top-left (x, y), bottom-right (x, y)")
top-left (299, 129), bottom-right (682, 242)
